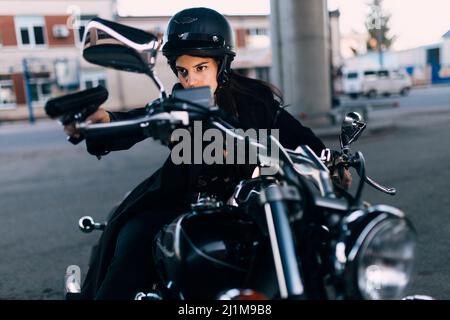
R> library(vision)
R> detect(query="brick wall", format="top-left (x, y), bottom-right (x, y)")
top-left (235, 28), bottom-right (247, 48)
top-left (45, 16), bottom-right (75, 47)
top-left (0, 16), bottom-right (18, 46)
top-left (11, 73), bottom-right (26, 105)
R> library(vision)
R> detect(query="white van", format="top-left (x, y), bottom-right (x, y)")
top-left (343, 69), bottom-right (412, 99)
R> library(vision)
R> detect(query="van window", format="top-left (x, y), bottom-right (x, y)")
top-left (363, 70), bottom-right (376, 77)
top-left (347, 72), bottom-right (358, 79)
top-left (377, 70), bottom-right (389, 77)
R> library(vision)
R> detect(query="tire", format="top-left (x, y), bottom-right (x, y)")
top-left (366, 90), bottom-right (377, 99)
top-left (349, 93), bottom-right (359, 100)
top-left (400, 87), bottom-right (410, 96)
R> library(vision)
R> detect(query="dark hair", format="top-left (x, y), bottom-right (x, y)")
top-left (215, 70), bottom-right (284, 119)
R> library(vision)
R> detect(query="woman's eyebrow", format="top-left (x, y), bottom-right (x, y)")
top-left (194, 61), bottom-right (209, 68)
top-left (176, 61), bottom-right (209, 69)
top-left (176, 61), bottom-right (209, 70)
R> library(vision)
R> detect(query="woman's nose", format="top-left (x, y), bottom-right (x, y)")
top-left (186, 74), bottom-right (199, 87)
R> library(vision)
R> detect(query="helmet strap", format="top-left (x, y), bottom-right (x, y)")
top-left (217, 55), bottom-right (232, 86)
top-left (168, 57), bottom-right (177, 76)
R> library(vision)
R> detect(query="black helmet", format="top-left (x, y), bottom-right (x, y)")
top-left (162, 7), bottom-right (236, 84)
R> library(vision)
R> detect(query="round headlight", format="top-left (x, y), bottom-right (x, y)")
top-left (356, 218), bottom-right (416, 300)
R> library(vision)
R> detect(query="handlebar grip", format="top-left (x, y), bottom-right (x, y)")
top-left (67, 135), bottom-right (85, 145)
top-left (45, 86), bottom-right (108, 124)
top-left (81, 120), bottom-right (146, 142)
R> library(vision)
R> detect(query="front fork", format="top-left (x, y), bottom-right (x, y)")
top-left (261, 184), bottom-right (305, 299)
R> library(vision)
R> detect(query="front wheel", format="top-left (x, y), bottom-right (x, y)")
top-left (400, 87), bottom-right (410, 96)
top-left (366, 90), bottom-right (377, 99)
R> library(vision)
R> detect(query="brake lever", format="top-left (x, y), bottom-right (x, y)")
top-left (336, 150), bottom-right (396, 196)
top-left (364, 175), bottom-right (397, 195)
top-left (350, 157), bottom-right (396, 195)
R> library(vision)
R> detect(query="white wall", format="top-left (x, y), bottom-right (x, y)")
top-left (0, 0), bottom-right (114, 18)
top-left (116, 54), bottom-right (177, 110)
top-left (442, 38), bottom-right (450, 65)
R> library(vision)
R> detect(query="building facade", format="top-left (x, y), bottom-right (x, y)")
top-left (0, 0), bottom-right (122, 121)
top-left (342, 30), bottom-right (450, 86)
top-left (0, 1), bottom-right (273, 121)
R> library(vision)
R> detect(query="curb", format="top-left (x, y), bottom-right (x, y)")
top-left (0, 119), bottom-right (59, 134)
top-left (313, 119), bottom-right (397, 139)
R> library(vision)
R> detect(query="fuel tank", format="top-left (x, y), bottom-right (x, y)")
top-left (154, 205), bottom-right (265, 299)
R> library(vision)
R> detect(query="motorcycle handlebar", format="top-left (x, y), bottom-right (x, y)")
top-left (45, 85), bottom-right (108, 125)
top-left (76, 112), bottom-right (188, 142)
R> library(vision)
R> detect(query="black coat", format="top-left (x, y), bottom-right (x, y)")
top-left (80, 84), bottom-right (326, 299)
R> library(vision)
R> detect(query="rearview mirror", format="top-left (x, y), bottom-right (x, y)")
top-left (340, 112), bottom-right (366, 148)
top-left (82, 17), bottom-right (160, 74)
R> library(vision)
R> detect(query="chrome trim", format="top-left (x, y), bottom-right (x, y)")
top-left (345, 209), bottom-right (366, 224)
top-left (155, 231), bottom-right (175, 259)
top-left (264, 203), bottom-right (288, 298)
top-left (368, 204), bottom-right (405, 218)
top-left (179, 227), bottom-right (246, 272)
top-left (314, 196), bottom-right (348, 211)
top-left (344, 205), bottom-right (406, 263)
top-left (134, 292), bottom-right (162, 300)
top-left (402, 295), bottom-right (434, 300)
top-left (174, 215), bottom-right (184, 260)
top-left (330, 205), bottom-right (411, 299)
top-left (347, 213), bottom-right (389, 263)
top-left (83, 20), bottom-right (160, 53)
top-left (65, 265), bottom-right (81, 294)
top-left (240, 190), bottom-right (261, 203)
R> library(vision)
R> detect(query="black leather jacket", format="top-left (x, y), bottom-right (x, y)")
top-left (80, 84), bottom-right (326, 299)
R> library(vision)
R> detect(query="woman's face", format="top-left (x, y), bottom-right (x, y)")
top-left (175, 55), bottom-right (219, 93)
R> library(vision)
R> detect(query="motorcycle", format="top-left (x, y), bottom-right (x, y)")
top-left (50, 18), bottom-right (428, 300)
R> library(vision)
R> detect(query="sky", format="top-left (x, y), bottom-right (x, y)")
top-left (117, 0), bottom-right (270, 16)
top-left (117, 0), bottom-right (450, 51)
top-left (328, 0), bottom-right (450, 50)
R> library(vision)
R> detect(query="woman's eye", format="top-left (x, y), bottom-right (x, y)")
top-left (177, 69), bottom-right (188, 78)
top-left (196, 65), bottom-right (207, 72)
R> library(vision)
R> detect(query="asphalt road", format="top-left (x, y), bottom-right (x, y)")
top-left (0, 85), bottom-right (449, 299)
top-left (324, 111), bottom-right (450, 299)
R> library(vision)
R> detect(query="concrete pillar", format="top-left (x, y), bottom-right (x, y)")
top-left (270, 0), bottom-right (331, 123)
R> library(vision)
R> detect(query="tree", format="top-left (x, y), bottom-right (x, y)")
top-left (365, 0), bottom-right (395, 51)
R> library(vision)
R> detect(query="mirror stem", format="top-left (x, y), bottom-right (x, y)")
top-left (147, 70), bottom-right (167, 99)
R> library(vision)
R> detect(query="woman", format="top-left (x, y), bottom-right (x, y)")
top-left (66, 7), bottom-right (351, 299)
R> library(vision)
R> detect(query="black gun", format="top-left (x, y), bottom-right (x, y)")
top-left (45, 85), bottom-right (109, 144)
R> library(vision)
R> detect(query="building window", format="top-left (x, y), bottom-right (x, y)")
top-left (15, 16), bottom-right (47, 48)
top-left (75, 15), bottom-right (97, 45)
top-left (0, 78), bottom-right (16, 108)
top-left (54, 59), bottom-right (80, 90)
top-left (247, 28), bottom-right (268, 36)
top-left (28, 75), bottom-right (52, 104)
top-left (80, 71), bottom-right (107, 90)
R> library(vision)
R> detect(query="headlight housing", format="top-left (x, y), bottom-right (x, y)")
top-left (356, 217), bottom-right (416, 299)
top-left (334, 205), bottom-right (416, 300)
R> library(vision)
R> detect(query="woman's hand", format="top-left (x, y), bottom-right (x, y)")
top-left (328, 152), bottom-right (353, 196)
top-left (338, 168), bottom-right (352, 190)
top-left (331, 167), bottom-right (353, 198)
top-left (63, 107), bottom-right (110, 139)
